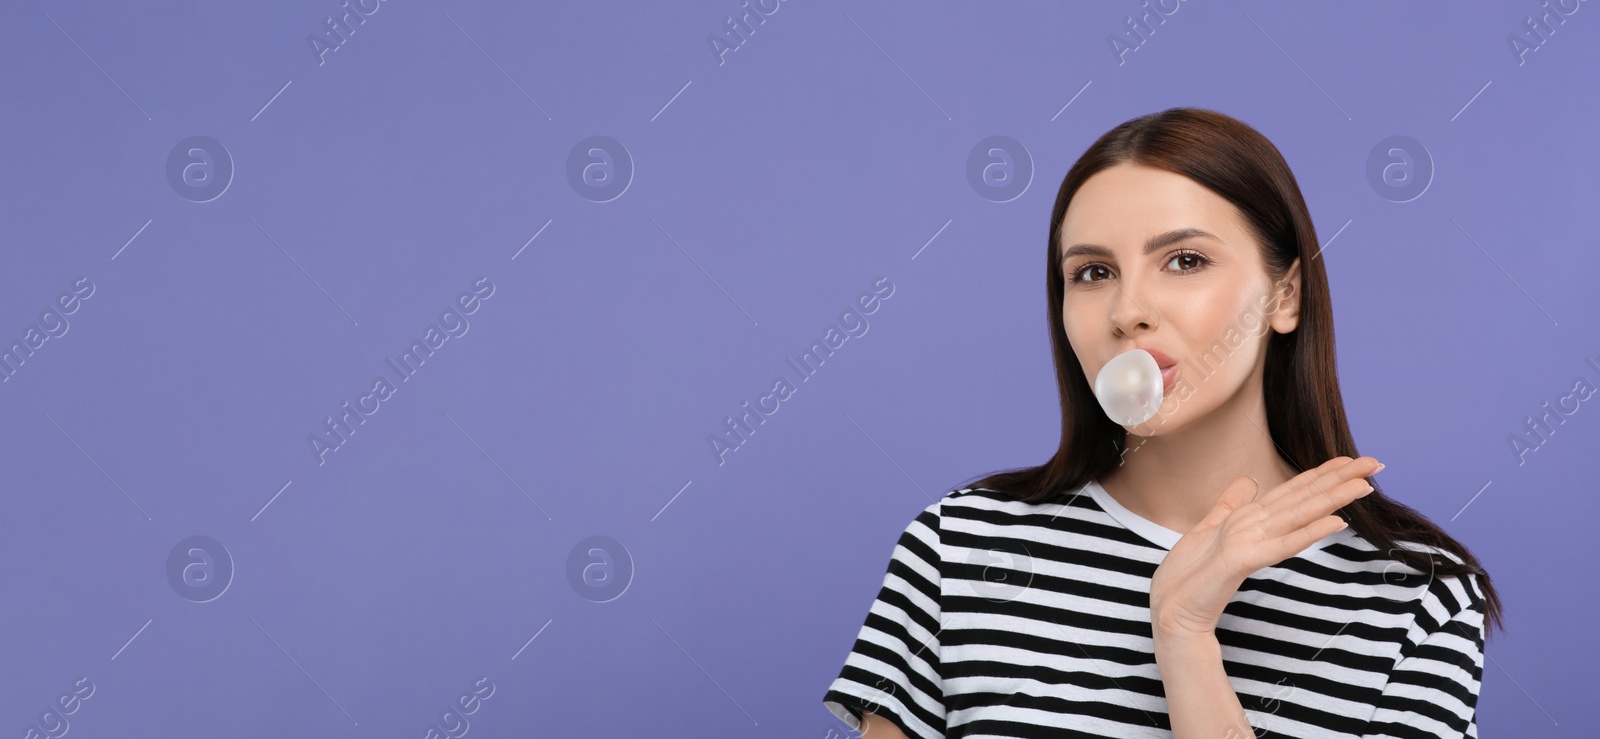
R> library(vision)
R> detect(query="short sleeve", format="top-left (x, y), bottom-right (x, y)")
top-left (1361, 572), bottom-right (1487, 739)
top-left (822, 499), bottom-right (946, 739)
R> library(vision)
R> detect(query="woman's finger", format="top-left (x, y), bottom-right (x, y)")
top-left (1254, 456), bottom-right (1352, 506)
top-left (1262, 456), bottom-right (1373, 509)
top-left (1276, 457), bottom-right (1379, 517)
top-left (1272, 475), bottom-right (1373, 534)
top-left (1197, 476), bottom-right (1259, 530)
top-left (1261, 515), bottom-right (1350, 565)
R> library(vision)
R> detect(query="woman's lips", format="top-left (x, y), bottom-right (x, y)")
top-left (1138, 346), bottom-right (1176, 368)
top-left (1133, 346), bottom-right (1178, 391)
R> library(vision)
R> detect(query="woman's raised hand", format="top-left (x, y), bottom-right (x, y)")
top-left (1148, 456), bottom-right (1383, 641)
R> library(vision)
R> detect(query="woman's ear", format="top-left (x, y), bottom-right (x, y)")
top-left (1269, 258), bottom-right (1301, 334)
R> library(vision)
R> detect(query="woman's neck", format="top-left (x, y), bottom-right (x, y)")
top-left (1097, 383), bottom-right (1299, 536)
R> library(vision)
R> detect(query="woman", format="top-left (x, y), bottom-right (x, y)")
top-left (821, 107), bottom-right (1502, 738)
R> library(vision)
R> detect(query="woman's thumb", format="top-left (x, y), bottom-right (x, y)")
top-left (1200, 475), bottom-right (1259, 527)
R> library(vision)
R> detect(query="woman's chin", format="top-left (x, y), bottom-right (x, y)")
top-left (1121, 401), bottom-right (1185, 434)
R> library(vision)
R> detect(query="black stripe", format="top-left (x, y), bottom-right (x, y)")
top-left (824, 489), bottom-right (1484, 737)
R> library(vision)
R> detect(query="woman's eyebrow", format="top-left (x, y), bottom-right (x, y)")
top-left (1059, 227), bottom-right (1220, 265)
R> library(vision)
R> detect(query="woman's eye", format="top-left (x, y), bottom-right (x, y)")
top-left (1071, 264), bottom-right (1111, 284)
top-left (1066, 251), bottom-right (1208, 285)
top-left (1169, 252), bottom-right (1202, 271)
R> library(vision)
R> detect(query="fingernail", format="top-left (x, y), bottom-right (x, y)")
top-left (1373, 463), bottom-right (1385, 473)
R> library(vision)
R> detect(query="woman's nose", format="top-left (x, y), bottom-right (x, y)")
top-left (1109, 280), bottom-right (1159, 332)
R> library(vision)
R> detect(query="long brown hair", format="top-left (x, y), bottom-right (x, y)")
top-left (963, 107), bottom-right (1503, 638)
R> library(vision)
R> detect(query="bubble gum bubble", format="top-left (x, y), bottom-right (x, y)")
top-left (1093, 349), bottom-right (1164, 426)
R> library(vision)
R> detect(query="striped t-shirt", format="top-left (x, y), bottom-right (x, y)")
top-left (822, 480), bottom-right (1487, 738)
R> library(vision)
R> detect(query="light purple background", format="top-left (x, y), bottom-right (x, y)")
top-left (2, 1), bottom-right (1595, 736)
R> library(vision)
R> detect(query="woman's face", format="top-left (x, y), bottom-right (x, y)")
top-left (1058, 162), bottom-right (1301, 435)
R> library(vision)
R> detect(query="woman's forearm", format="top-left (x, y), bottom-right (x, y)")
top-left (1152, 628), bottom-right (1257, 739)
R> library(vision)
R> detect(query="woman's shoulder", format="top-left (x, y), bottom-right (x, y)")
top-left (887, 487), bottom-right (1010, 540)
top-left (933, 485), bottom-right (1080, 512)
top-left (908, 485), bottom-right (1089, 531)
top-left (902, 484), bottom-right (1128, 560)
top-left (1328, 534), bottom-right (1486, 618)
top-left (885, 485), bottom-right (1076, 542)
